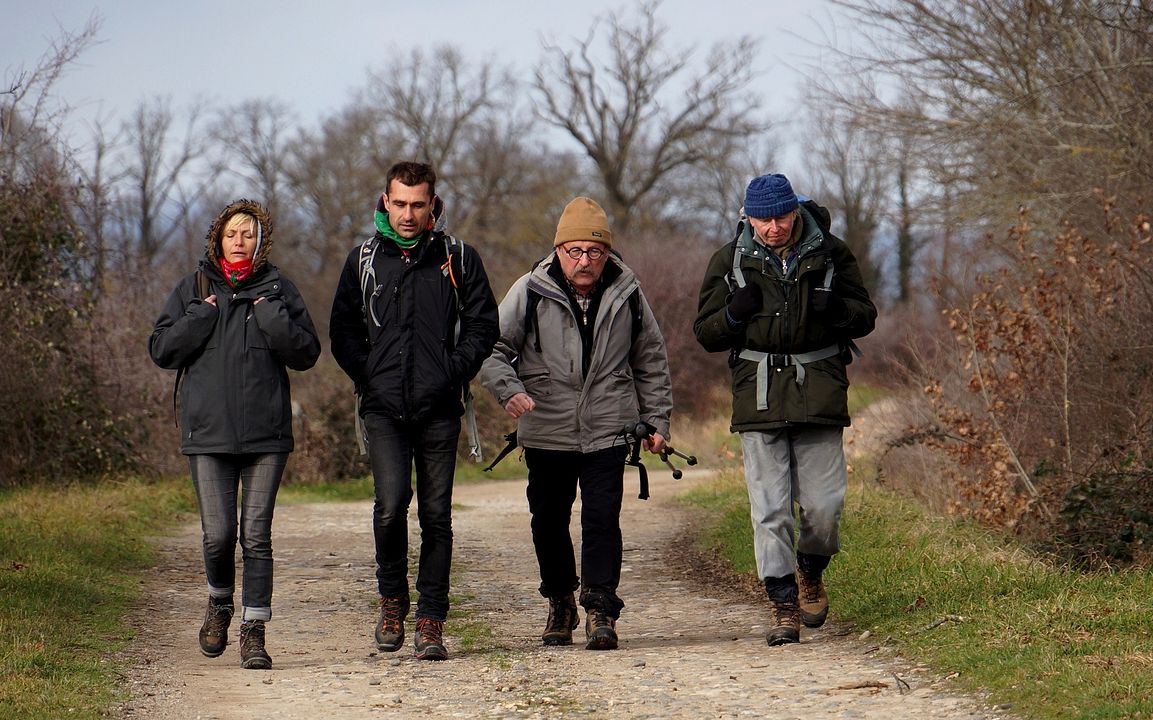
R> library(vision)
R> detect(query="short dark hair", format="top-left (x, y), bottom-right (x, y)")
top-left (386, 161), bottom-right (436, 199)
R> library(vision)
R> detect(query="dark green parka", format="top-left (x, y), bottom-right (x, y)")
top-left (693, 203), bottom-right (876, 432)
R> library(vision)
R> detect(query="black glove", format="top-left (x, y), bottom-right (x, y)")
top-left (811, 287), bottom-right (844, 317)
top-left (726, 284), bottom-right (762, 324)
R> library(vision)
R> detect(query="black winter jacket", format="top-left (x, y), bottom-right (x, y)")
top-left (150, 260), bottom-right (320, 454)
top-left (329, 231), bottom-right (499, 422)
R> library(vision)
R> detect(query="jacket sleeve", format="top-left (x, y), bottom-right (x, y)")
top-left (693, 243), bottom-right (746, 353)
top-left (478, 274), bottom-right (532, 405)
top-left (148, 275), bottom-right (219, 370)
top-left (251, 275), bottom-right (322, 371)
top-left (629, 289), bottom-right (674, 441)
top-left (329, 248), bottom-right (371, 386)
top-left (448, 245), bottom-right (500, 385)
top-left (826, 238), bottom-right (877, 340)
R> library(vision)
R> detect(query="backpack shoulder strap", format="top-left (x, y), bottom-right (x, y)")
top-left (628, 288), bottom-right (643, 345)
top-left (358, 236), bottom-right (380, 327)
top-left (174, 270), bottom-right (211, 427)
top-left (523, 288), bottom-right (544, 354)
top-left (195, 269), bottom-right (211, 300)
top-left (441, 234), bottom-right (466, 299)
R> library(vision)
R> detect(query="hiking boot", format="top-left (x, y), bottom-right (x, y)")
top-left (374, 597), bottom-right (409, 652)
top-left (197, 596), bottom-right (233, 658)
top-left (238, 620), bottom-right (272, 669)
top-left (798, 572), bottom-right (829, 628)
top-left (584, 608), bottom-right (618, 651)
top-left (542, 594), bottom-right (580, 646)
top-left (767, 601), bottom-right (801, 646)
top-left (413, 618), bottom-right (448, 661)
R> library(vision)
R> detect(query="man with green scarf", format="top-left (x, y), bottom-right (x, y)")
top-left (329, 161), bottom-right (499, 660)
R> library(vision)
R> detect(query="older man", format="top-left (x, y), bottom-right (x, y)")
top-left (480, 196), bottom-right (673, 650)
top-left (694, 173), bottom-right (876, 645)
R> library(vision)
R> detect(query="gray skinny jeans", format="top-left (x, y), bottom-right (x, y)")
top-left (739, 427), bottom-right (847, 581)
top-left (188, 452), bottom-right (287, 622)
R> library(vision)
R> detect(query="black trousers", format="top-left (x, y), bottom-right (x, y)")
top-left (524, 445), bottom-right (628, 618)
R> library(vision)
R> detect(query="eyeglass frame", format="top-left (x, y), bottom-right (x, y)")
top-left (560, 244), bottom-right (608, 261)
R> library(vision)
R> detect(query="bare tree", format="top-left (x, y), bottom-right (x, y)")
top-left (533, 0), bottom-right (766, 231)
top-left (119, 96), bottom-right (216, 268)
top-left (1, 14), bottom-right (101, 175)
top-left (209, 97), bottom-right (298, 218)
top-left (806, 106), bottom-right (886, 296)
top-left (825, 0), bottom-right (1153, 229)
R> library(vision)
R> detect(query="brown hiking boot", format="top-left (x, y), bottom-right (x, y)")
top-left (584, 609), bottom-right (618, 651)
top-left (542, 594), bottom-right (580, 646)
top-left (767, 601), bottom-right (801, 646)
top-left (374, 597), bottom-right (409, 652)
top-left (197, 596), bottom-right (233, 658)
top-left (238, 620), bottom-right (272, 669)
top-left (413, 618), bottom-right (448, 661)
top-left (798, 572), bottom-right (829, 628)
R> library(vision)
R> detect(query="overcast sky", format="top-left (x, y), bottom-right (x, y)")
top-left (5, 0), bottom-right (849, 173)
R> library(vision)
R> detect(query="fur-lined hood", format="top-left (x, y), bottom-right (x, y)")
top-left (204, 199), bottom-right (274, 271)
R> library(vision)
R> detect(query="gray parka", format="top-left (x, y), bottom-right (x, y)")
top-left (479, 253), bottom-right (673, 452)
top-left (149, 200), bottom-right (321, 454)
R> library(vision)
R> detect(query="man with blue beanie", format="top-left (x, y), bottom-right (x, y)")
top-left (693, 173), bottom-right (876, 645)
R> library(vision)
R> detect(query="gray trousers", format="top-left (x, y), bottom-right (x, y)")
top-left (739, 427), bottom-right (847, 581)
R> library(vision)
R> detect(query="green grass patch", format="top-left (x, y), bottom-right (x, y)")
top-left (678, 468), bottom-right (1153, 719)
top-left (0, 478), bottom-right (195, 720)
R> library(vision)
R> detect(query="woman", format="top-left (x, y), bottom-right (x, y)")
top-left (149, 200), bottom-right (320, 669)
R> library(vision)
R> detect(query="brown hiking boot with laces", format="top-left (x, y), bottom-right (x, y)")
top-left (542, 594), bottom-right (580, 646)
top-left (374, 597), bottom-right (409, 652)
top-left (584, 608), bottom-right (618, 651)
top-left (767, 601), bottom-right (801, 646)
top-left (797, 572), bottom-right (829, 628)
top-left (413, 618), bottom-right (448, 660)
top-left (198, 596), bottom-right (233, 658)
top-left (238, 620), bottom-right (272, 669)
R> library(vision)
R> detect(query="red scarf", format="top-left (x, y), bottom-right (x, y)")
top-left (220, 257), bottom-right (253, 287)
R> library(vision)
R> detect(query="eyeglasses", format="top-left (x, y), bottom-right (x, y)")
top-left (562, 246), bottom-right (606, 261)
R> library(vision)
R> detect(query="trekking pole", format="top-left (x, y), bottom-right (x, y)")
top-left (663, 446), bottom-right (697, 466)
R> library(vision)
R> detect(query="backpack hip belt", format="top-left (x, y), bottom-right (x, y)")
top-left (737, 344), bottom-right (841, 410)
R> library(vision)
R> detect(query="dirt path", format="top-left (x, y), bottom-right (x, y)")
top-left (118, 409), bottom-right (1003, 719)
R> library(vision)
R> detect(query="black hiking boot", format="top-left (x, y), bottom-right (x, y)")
top-left (374, 597), bottom-right (409, 652)
top-left (542, 594), bottom-right (580, 646)
top-left (413, 618), bottom-right (448, 661)
top-left (584, 608), bottom-right (618, 651)
top-left (198, 596), bottom-right (233, 658)
top-left (238, 620), bottom-right (272, 669)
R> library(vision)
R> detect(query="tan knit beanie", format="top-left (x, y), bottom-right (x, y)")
top-left (553, 196), bottom-right (612, 247)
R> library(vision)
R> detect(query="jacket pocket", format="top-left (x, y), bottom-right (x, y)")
top-left (522, 371), bottom-right (552, 397)
top-left (244, 332), bottom-right (285, 438)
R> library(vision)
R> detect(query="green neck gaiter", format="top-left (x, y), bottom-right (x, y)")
top-left (375, 209), bottom-right (422, 249)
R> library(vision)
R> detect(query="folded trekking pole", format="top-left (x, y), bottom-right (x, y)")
top-left (620, 421), bottom-right (699, 498)
top-left (658, 445), bottom-right (698, 480)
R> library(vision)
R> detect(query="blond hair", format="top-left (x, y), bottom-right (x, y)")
top-left (223, 212), bottom-right (257, 235)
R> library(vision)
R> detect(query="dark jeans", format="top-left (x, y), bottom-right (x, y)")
top-left (188, 452), bottom-right (287, 622)
top-left (364, 413), bottom-right (460, 622)
top-left (524, 445), bottom-right (628, 619)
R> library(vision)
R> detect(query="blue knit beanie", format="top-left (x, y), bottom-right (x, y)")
top-left (744, 173), bottom-right (798, 219)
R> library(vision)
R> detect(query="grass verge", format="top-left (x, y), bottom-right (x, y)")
top-left (678, 465), bottom-right (1153, 719)
top-left (0, 477), bottom-right (196, 720)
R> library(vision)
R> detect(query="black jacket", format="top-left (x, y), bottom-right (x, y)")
top-left (329, 231), bottom-right (499, 422)
top-left (150, 260), bottom-right (321, 454)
